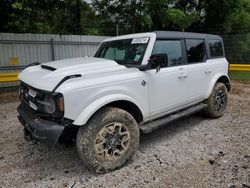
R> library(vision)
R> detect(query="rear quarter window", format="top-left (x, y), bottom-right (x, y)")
top-left (209, 39), bottom-right (224, 57)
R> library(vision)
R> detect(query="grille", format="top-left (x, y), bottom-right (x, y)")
top-left (19, 82), bottom-right (44, 113)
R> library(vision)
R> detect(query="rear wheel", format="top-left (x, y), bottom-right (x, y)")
top-left (204, 82), bottom-right (228, 118)
top-left (76, 107), bottom-right (139, 173)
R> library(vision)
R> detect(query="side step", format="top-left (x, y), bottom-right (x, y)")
top-left (140, 103), bottom-right (207, 133)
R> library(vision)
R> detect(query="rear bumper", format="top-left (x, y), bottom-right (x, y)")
top-left (17, 104), bottom-right (65, 148)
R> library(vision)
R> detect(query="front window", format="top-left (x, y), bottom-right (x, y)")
top-left (94, 38), bottom-right (149, 66)
top-left (152, 40), bottom-right (184, 67)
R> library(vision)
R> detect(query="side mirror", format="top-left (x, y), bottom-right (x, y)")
top-left (149, 54), bottom-right (168, 73)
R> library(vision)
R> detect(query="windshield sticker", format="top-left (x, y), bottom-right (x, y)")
top-left (131, 37), bottom-right (149, 44)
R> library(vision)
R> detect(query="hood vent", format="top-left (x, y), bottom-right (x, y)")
top-left (52, 74), bottom-right (82, 92)
top-left (41, 65), bottom-right (56, 71)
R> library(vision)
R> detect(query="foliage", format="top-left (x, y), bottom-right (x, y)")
top-left (205, 0), bottom-right (250, 64)
top-left (0, 0), bottom-right (250, 35)
top-left (165, 9), bottom-right (200, 31)
top-left (0, 0), bottom-right (14, 32)
top-left (203, 0), bottom-right (250, 33)
top-left (92, 0), bottom-right (148, 34)
top-left (0, 0), bottom-right (97, 34)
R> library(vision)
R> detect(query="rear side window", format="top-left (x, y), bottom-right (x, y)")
top-left (185, 39), bottom-right (206, 63)
top-left (209, 39), bottom-right (224, 57)
top-left (152, 40), bottom-right (184, 67)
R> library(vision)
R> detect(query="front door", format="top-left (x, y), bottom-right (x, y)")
top-left (146, 39), bottom-right (190, 119)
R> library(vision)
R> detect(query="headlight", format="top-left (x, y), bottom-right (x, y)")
top-left (36, 93), bottom-right (64, 117)
top-left (44, 95), bottom-right (56, 114)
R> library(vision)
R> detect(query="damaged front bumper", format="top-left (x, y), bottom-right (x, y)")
top-left (17, 104), bottom-right (65, 148)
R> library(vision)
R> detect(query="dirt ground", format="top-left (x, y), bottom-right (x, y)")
top-left (0, 81), bottom-right (249, 188)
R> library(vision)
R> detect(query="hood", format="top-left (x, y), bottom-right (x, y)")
top-left (18, 57), bottom-right (126, 91)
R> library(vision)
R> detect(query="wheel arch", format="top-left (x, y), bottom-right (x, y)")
top-left (217, 75), bottom-right (231, 92)
top-left (205, 74), bottom-right (231, 99)
top-left (73, 94), bottom-right (144, 126)
top-left (105, 100), bottom-right (143, 124)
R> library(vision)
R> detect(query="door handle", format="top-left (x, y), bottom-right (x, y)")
top-left (178, 75), bottom-right (184, 79)
top-left (205, 70), bottom-right (212, 74)
top-left (178, 74), bottom-right (188, 79)
top-left (178, 73), bottom-right (188, 79)
top-left (182, 73), bottom-right (188, 78)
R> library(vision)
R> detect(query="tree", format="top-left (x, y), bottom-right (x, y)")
top-left (144, 0), bottom-right (170, 30)
top-left (92, 0), bottom-right (149, 34)
top-left (0, 0), bottom-right (98, 34)
top-left (165, 8), bottom-right (199, 31)
top-left (202, 0), bottom-right (250, 33)
top-left (51, 0), bottom-right (95, 34)
top-left (0, 0), bottom-right (14, 32)
top-left (1, 0), bottom-right (250, 36)
top-left (91, 0), bottom-right (202, 33)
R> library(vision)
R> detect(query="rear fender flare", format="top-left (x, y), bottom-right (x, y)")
top-left (205, 73), bottom-right (230, 99)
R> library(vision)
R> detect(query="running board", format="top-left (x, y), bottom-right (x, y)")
top-left (140, 103), bottom-right (207, 133)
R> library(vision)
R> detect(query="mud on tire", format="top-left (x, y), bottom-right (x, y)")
top-left (204, 82), bottom-right (228, 118)
top-left (76, 107), bottom-right (139, 173)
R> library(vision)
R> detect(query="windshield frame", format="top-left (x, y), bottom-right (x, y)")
top-left (94, 37), bottom-right (150, 66)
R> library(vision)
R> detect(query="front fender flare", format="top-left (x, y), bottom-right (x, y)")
top-left (73, 94), bottom-right (144, 126)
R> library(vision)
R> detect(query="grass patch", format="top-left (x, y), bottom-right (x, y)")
top-left (229, 71), bottom-right (250, 80)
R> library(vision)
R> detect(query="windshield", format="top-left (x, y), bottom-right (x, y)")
top-left (94, 38), bottom-right (149, 65)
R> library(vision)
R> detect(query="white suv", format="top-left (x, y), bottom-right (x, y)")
top-left (17, 31), bottom-right (231, 173)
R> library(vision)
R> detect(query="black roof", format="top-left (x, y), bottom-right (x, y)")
top-left (154, 31), bottom-right (222, 40)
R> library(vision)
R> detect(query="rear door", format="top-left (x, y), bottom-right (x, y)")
top-left (185, 39), bottom-right (210, 102)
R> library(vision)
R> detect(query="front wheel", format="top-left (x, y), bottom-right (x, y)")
top-left (204, 82), bottom-right (228, 118)
top-left (76, 107), bottom-right (139, 173)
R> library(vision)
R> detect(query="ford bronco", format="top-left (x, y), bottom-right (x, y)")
top-left (17, 31), bottom-right (231, 173)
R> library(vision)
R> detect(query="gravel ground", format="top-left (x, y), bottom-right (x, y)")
top-left (0, 81), bottom-right (249, 188)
